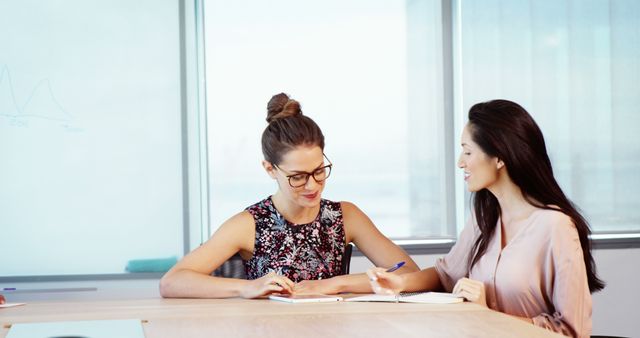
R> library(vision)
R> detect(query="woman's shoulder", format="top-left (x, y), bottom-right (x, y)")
top-left (221, 210), bottom-right (255, 229)
top-left (534, 207), bottom-right (573, 225)
top-left (336, 200), bottom-right (361, 215)
top-left (334, 201), bottom-right (370, 224)
top-left (533, 207), bottom-right (578, 240)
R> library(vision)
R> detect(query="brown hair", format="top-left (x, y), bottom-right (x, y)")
top-left (261, 93), bottom-right (325, 165)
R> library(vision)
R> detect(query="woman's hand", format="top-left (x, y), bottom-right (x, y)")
top-left (293, 279), bottom-right (337, 295)
top-left (366, 267), bottom-right (405, 295)
top-left (239, 271), bottom-right (294, 299)
top-left (452, 278), bottom-right (487, 307)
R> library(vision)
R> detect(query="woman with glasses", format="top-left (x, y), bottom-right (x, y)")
top-left (160, 93), bottom-right (418, 299)
top-left (367, 100), bottom-right (603, 337)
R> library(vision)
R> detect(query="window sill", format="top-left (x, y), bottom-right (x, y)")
top-left (591, 233), bottom-right (640, 249)
top-left (353, 233), bottom-right (640, 257)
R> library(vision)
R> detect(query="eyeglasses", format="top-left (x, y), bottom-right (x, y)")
top-left (273, 154), bottom-right (333, 188)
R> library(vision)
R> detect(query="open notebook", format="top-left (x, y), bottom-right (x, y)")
top-left (345, 292), bottom-right (463, 304)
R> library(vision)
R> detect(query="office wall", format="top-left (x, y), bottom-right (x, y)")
top-left (351, 248), bottom-right (640, 337)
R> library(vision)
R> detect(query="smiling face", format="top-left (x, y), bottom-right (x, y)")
top-left (457, 124), bottom-right (503, 192)
top-left (264, 145), bottom-right (327, 208)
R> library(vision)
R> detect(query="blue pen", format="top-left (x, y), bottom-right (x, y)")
top-left (385, 261), bottom-right (405, 273)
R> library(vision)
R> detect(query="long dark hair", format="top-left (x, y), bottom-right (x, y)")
top-left (466, 99), bottom-right (604, 293)
top-left (261, 93), bottom-right (325, 165)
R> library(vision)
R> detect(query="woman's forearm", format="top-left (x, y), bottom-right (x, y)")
top-left (332, 273), bottom-right (374, 293)
top-left (159, 269), bottom-right (249, 299)
top-left (401, 267), bottom-right (443, 292)
top-left (331, 264), bottom-right (430, 294)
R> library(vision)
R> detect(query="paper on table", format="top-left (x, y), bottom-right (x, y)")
top-left (346, 292), bottom-right (463, 304)
top-left (0, 302), bottom-right (26, 308)
top-left (269, 294), bottom-right (343, 303)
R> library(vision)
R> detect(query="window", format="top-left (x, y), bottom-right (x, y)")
top-left (0, 0), bottom-right (202, 278)
top-left (204, 0), bottom-right (454, 239)
top-left (204, 0), bottom-right (640, 239)
top-left (457, 0), bottom-right (640, 233)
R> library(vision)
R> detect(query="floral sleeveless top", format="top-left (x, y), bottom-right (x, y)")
top-left (244, 196), bottom-right (346, 282)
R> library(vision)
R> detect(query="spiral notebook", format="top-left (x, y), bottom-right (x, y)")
top-left (345, 292), bottom-right (463, 304)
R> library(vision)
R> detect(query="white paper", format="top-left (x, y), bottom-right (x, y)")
top-left (346, 292), bottom-right (463, 304)
top-left (0, 302), bottom-right (26, 308)
top-left (269, 294), bottom-right (343, 303)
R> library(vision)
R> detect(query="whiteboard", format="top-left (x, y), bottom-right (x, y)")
top-left (0, 0), bottom-right (186, 276)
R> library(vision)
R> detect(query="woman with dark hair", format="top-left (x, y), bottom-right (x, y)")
top-left (160, 93), bottom-right (418, 299)
top-left (368, 99), bottom-right (603, 338)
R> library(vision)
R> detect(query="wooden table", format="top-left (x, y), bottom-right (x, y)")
top-left (0, 296), bottom-right (562, 337)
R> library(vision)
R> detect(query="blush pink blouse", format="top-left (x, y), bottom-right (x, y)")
top-left (435, 209), bottom-right (592, 337)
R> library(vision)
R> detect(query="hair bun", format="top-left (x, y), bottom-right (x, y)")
top-left (266, 92), bottom-right (302, 123)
